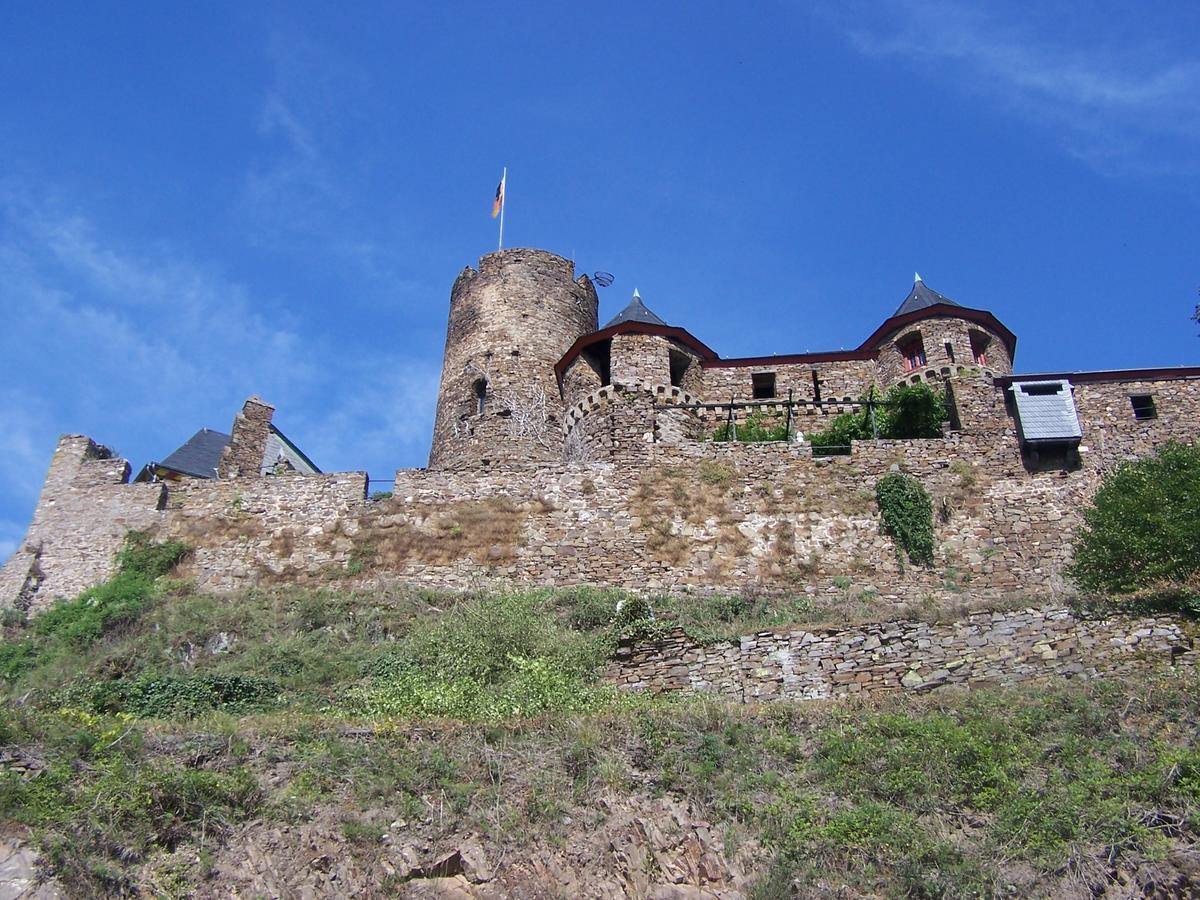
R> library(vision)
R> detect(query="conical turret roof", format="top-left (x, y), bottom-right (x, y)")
top-left (894, 275), bottom-right (961, 316)
top-left (603, 289), bottom-right (668, 328)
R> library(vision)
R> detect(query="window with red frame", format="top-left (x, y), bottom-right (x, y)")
top-left (898, 333), bottom-right (926, 372)
top-left (969, 331), bottom-right (990, 366)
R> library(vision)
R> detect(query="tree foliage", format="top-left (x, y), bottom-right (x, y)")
top-left (1069, 442), bottom-right (1200, 596)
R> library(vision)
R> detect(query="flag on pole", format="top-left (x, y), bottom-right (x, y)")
top-left (491, 170), bottom-right (506, 218)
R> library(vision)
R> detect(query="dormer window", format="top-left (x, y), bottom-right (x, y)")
top-left (898, 334), bottom-right (926, 372)
top-left (752, 372), bottom-right (776, 399)
top-left (969, 331), bottom-right (990, 366)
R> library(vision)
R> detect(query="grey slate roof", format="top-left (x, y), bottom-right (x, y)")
top-left (894, 279), bottom-right (961, 316)
top-left (157, 428), bottom-right (230, 479)
top-left (603, 293), bottom-right (669, 329)
top-left (1011, 380), bottom-right (1082, 443)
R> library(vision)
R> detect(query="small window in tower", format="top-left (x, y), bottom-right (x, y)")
top-left (752, 372), bottom-right (776, 399)
top-left (969, 331), bottom-right (990, 366)
top-left (668, 348), bottom-right (692, 388)
top-left (811, 370), bottom-right (822, 403)
top-left (898, 334), bottom-right (926, 372)
top-left (1130, 395), bottom-right (1157, 420)
top-left (473, 378), bottom-right (488, 415)
top-left (944, 341), bottom-right (955, 364)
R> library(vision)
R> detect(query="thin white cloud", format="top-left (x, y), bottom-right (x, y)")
top-left (822, 0), bottom-right (1200, 178)
top-left (0, 187), bottom-right (441, 544)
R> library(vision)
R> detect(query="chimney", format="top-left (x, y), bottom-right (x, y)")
top-left (217, 396), bottom-right (275, 479)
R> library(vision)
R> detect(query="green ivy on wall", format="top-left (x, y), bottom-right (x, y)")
top-left (875, 472), bottom-right (934, 566)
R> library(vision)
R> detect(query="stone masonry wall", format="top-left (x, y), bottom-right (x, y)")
top-left (605, 607), bottom-right (1197, 701)
top-left (4, 373), bottom-right (1199, 611)
top-left (876, 319), bottom-right (1011, 387)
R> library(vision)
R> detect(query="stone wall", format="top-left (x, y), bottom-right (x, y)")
top-left (4, 371), bottom-right (1200, 611)
top-left (700, 358), bottom-right (879, 406)
top-left (605, 607), bottom-right (1197, 701)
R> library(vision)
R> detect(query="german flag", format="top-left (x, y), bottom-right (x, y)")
top-left (491, 170), bottom-right (506, 218)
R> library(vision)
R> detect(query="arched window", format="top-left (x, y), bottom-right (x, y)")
top-left (897, 333), bottom-right (926, 372)
top-left (473, 378), bottom-right (488, 415)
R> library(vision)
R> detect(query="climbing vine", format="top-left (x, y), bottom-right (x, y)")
top-left (875, 473), bottom-right (934, 566)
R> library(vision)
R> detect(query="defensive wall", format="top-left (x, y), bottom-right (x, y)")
top-left (3, 370), bottom-right (1199, 615)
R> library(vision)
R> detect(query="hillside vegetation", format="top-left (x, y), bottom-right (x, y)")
top-left (1, 539), bottom-right (1198, 898)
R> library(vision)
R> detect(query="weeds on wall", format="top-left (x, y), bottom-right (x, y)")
top-left (875, 473), bottom-right (935, 566)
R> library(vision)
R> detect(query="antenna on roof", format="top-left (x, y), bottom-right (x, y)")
top-left (593, 271), bottom-right (613, 287)
top-left (914, 272), bottom-right (923, 283)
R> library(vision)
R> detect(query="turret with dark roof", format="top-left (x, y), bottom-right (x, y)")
top-left (893, 274), bottom-right (961, 316)
top-left (603, 289), bottom-right (668, 328)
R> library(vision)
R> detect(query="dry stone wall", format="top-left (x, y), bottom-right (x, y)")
top-left (605, 607), bottom-right (1197, 700)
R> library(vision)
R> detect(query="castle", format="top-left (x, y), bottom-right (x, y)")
top-left (3, 247), bottom-right (1199, 612)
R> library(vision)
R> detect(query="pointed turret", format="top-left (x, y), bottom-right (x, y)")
top-left (603, 289), bottom-right (669, 328)
top-left (894, 276), bottom-right (961, 316)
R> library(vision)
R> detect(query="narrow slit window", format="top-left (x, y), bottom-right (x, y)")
top-left (1130, 395), bottom-right (1157, 420)
top-left (944, 341), bottom-right (955, 363)
top-left (473, 378), bottom-right (488, 415)
top-left (752, 372), bottom-right (776, 399)
top-left (811, 370), bottom-right (822, 403)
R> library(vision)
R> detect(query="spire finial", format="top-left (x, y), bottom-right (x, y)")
top-left (633, 287), bottom-right (641, 300)
top-left (914, 272), bottom-right (922, 283)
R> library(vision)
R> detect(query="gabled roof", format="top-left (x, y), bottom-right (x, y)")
top-left (603, 290), bottom-right (668, 328)
top-left (894, 276), bottom-right (961, 316)
top-left (1011, 380), bottom-right (1082, 443)
top-left (157, 428), bottom-right (230, 479)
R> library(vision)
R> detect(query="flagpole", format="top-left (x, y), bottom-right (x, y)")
top-left (497, 167), bottom-right (506, 252)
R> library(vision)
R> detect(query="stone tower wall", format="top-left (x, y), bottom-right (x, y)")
top-left (876, 317), bottom-right (1013, 386)
top-left (428, 249), bottom-right (598, 469)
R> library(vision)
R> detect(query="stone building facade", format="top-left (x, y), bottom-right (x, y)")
top-left (1, 247), bottom-right (1199, 615)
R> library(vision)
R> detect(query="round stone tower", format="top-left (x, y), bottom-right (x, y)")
top-left (428, 248), bottom-right (599, 469)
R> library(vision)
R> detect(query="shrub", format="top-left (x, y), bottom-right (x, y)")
top-left (711, 412), bottom-right (789, 443)
top-left (875, 473), bottom-right (934, 566)
top-left (808, 384), bottom-right (947, 455)
top-left (1069, 442), bottom-right (1200, 604)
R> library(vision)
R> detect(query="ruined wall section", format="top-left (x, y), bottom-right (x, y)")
top-left (606, 607), bottom-right (1196, 700)
top-left (428, 249), bottom-right (598, 470)
top-left (0, 436), bottom-right (165, 610)
top-left (217, 396), bottom-right (275, 478)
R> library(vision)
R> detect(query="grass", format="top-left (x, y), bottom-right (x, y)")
top-left (1, 541), bottom-right (1197, 896)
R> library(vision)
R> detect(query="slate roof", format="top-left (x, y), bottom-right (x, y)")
top-left (157, 428), bottom-right (231, 479)
top-left (894, 277), bottom-right (962, 316)
top-left (1011, 381), bottom-right (1082, 443)
top-left (603, 292), bottom-right (668, 329)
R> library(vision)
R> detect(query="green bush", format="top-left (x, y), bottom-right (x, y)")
top-left (808, 384), bottom-right (947, 455)
top-left (62, 674), bottom-right (281, 719)
top-left (875, 473), bottom-right (934, 566)
top-left (711, 412), bottom-right (789, 443)
top-left (1069, 442), bottom-right (1200, 604)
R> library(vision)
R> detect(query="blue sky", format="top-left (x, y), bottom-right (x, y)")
top-left (2, 0), bottom-right (1198, 561)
